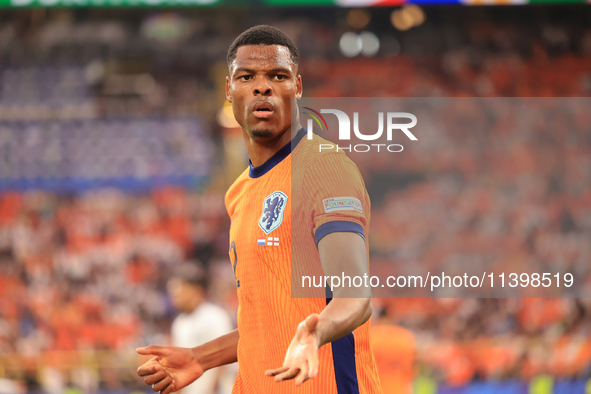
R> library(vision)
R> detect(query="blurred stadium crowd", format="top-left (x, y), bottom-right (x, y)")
top-left (0, 188), bottom-right (236, 393)
top-left (0, 5), bottom-right (590, 394)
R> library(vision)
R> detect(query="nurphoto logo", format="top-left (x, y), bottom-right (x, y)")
top-left (303, 107), bottom-right (418, 153)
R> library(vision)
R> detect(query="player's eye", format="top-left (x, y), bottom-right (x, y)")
top-left (274, 74), bottom-right (287, 81)
top-left (238, 75), bottom-right (252, 81)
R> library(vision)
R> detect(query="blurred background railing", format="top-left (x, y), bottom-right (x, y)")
top-left (0, 350), bottom-right (148, 394)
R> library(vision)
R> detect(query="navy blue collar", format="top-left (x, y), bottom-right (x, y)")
top-left (249, 128), bottom-right (307, 178)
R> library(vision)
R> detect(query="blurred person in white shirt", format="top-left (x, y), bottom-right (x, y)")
top-left (168, 262), bottom-right (235, 394)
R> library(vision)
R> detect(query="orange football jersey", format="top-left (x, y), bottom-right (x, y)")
top-left (225, 128), bottom-right (381, 394)
top-left (371, 324), bottom-right (415, 394)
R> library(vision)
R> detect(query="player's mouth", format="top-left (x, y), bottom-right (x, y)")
top-left (252, 102), bottom-right (274, 119)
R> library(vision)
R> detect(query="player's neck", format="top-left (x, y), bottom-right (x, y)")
top-left (244, 124), bottom-right (301, 167)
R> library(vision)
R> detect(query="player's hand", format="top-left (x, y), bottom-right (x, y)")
top-left (136, 345), bottom-right (204, 394)
top-left (265, 313), bottom-right (320, 386)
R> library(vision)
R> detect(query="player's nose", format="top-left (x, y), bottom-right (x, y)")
top-left (253, 80), bottom-right (272, 96)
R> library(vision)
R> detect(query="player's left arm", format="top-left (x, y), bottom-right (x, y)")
top-left (266, 231), bottom-right (371, 386)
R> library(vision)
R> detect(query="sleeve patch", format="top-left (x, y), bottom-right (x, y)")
top-left (323, 197), bottom-right (363, 213)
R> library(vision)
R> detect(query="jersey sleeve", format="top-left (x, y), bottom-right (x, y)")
top-left (302, 153), bottom-right (370, 245)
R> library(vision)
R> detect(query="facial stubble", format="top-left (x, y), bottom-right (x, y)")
top-left (250, 128), bottom-right (276, 139)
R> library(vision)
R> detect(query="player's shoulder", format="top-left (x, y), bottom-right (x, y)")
top-left (225, 167), bottom-right (250, 212)
top-left (296, 132), bottom-right (361, 175)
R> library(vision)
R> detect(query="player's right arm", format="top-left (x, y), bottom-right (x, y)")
top-left (136, 329), bottom-right (239, 394)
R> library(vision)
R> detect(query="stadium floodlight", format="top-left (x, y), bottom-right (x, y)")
top-left (347, 9), bottom-right (371, 29)
top-left (359, 31), bottom-right (380, 56)
top-left (340, 32), bottom-right (362, 57)
top-left (391, 5), bottom-right (426, 31)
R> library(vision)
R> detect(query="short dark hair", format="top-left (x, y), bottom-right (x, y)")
top-left (171, 261), bottom-right (208, 289)
top-left (227, 25), bottom-right (300, 68)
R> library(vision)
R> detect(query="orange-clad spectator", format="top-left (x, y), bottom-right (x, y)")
top-left (518, 299), bottom-right (567, 332)
top-left (371, 309), bottom-right (416, 394)
top-left (550, 336), bottom-right (591, 378)
top-left (0, 192), bottom-right (24, 225)
top-left (124, 255), bottom-right (158, 285)
top-left (575, 340), bottom-right (591, 376)
top-left (473, 341), bottom-right (519, 379)
top-left (152, 187), bottom-right (192, 249)
top-left (438, 343), bottom-right (474, 386)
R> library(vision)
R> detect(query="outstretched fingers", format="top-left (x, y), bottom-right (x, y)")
top-left (295, 363), bottom-right (309, 386)
top-left (151, 376), bottom-right (172, 392)
top-left (143, 369), bottom-right (167, 385)
top-left (137, 345), bottom-right (171, 357)
top-left (265, 366), bottom-right (289, 377)
top-left (273, 367), bottom-right (300, 382)
top-left (137, 360), bottom-right (161, 377)
top-left (160, 384), bottom-right (175, 394)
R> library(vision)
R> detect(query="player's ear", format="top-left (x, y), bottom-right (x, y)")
top-left (296, 74), bottom-right (303, 100)
top-left (225, 76), bottom-right (232, 103)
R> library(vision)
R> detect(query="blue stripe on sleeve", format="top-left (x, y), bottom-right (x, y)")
top-left (315, 221), bottom-right (365, 245)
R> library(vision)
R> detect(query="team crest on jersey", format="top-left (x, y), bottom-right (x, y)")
top-left (259, 191), bottom-right (288, 235)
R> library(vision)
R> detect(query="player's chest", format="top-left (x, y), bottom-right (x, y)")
top-left (228, 171), bottom-right (292, 279)
top-left (230, 182), bottom-right (291, 249)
